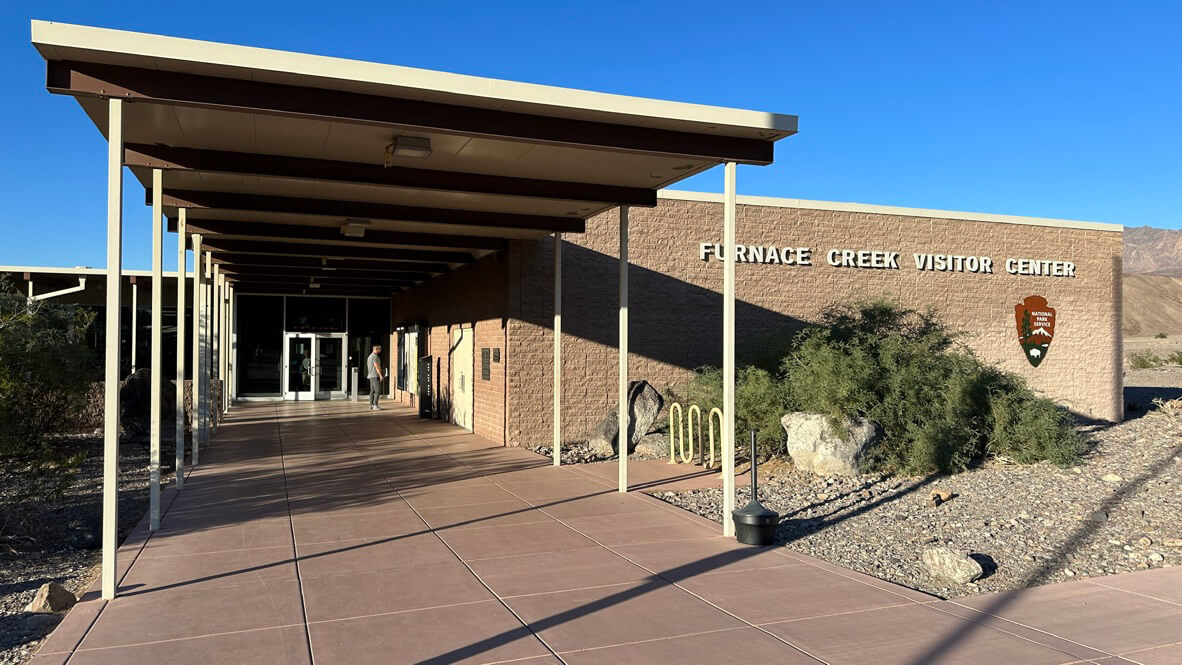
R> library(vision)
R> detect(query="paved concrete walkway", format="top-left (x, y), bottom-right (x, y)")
top-left (31, 402), bottom-right (1181, 664)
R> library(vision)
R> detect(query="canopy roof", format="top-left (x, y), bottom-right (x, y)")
top-left (32, 20), bottom-right (796, 295)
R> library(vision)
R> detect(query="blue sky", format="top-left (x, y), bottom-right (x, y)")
top-left (1, 1), bottom-right (1178, 271)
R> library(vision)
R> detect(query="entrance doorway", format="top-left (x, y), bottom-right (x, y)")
top-left (451, 327), bottom-right (474, 430)
top-left (283, 332), bottom-right (347, 400)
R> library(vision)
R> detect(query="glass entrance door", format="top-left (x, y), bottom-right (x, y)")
top-left (283, 332), bottom-right (347, 400)
top-left (314, 333), bottom-right (346, 400)
top-left (284, 333), bottom-right (314, 400)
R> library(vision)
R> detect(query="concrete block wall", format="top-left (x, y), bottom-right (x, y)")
top-left (507, 197), bottom-right (1123, 449)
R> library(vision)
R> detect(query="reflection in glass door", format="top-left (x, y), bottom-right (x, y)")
top-left (284, 334), bottom-right (314, 400)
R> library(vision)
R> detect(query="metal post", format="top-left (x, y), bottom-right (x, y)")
top-left (149, 169), bottom-right (163, 531)
top-left (211, 265), bottom-right (220, 430)
top-left (226, 284), bottom-right (234, 409)
top-left (553, 232), bottom-right (562, 467)
top-left (203, 256), bottom-right (212, 439)
top-left (175, 210), bottom-right (187, 490)
top-left (130, 280), bottom-right (138, 373)
top-left (101, 97), bottom-right (123, 600)
top-left (618, 207), bottom-right (629, 493)
top-left (191, 235), bottom-right (203, 466)
top-left (224, 280), bottom-right (231, 411)
top-left (722, 162), bottom-right (737, 536)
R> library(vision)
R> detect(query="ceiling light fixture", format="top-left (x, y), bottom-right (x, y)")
top-left (340, 218), bottom-right (371, 238)
top-left (384, 136), bottom-right (432, 166)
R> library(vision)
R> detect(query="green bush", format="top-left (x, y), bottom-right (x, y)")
top-left (1129, 351), bottom-right (1163, 369)
top-left (780, 300), bottom-right (1080, 474)
top-left (0, 277), bottom-right (99, 524)
top-left (677, 300), bottom-right (1082, 475)
top-left (680, 366), bottom-right (790, 459)
top-left (1154, 332), bottom-right (1169, 339)
top-left (1168, 350), bottom-right (1182, 365)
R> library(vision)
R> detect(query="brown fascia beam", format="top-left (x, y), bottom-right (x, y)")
top-left (129, 144), bottom-right (656, 207)
top-left (218, 265), bottom-right (432, 282)
top-left (154, 189), bottom-right (584, 233)
top-left (169, 218), bottom-right (507, 251)
top-left (236, 285), bottom-right (399, 297)
top-left (230, 280), bottom-right (399, 294)
top-left (48, 60), bottom-right (779, 165)
top-left (200, 238), bottom-right (474, 264)
top-left (209, 253), bottom-right (450, 273)
top-left (219, 267), bottom-right (421, 284)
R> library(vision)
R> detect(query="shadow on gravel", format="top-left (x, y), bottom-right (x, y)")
top-left (0, 611), bottom-right (61, 654)
top-left (774, 474), bottom-right (938, 545)
top-left (1124, 385), bottom-right (1182, 420)
top-left (904, 434), bottom-right (1182, 665)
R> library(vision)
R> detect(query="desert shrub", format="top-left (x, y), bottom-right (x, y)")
top-left (0, 277), bottom-right (99, 530)
top-left (1167, 350), bottom-right (1182, 365)
top-left (781, 300), bottom-right (1080, 474)
top-left (681, 366), bottom-right (791, 459)
top-left (1128, 351), bottom-right (1163, 369)
top-left (1154, 332), bottom-right (1169, 339)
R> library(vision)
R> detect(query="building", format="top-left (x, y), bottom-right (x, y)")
top-left (390, 192), bottom-right (1123, 447)
top-left (25, 20), bottom-right (1122, 599)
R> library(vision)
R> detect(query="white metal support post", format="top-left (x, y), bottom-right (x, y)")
top-left (149, 169), bottom-right (163, 531)
top-left (618, 206), bottom-right (629, 493)
top-left (130, 280), bottom-right (138, 373)
top-left (100, 97), bottom-right (123, 600)
top-left (175, 210), bottom-right (187, 490)
top-left (553, 233), bottom-right (562, 467)
top-left (722, 162), bottom-right (737, 536)
top-left (211, 265), bottom-right (220, 432)
top-left (191, 235), bottom-right (204, 466)
top-left (221, 278), bottom-right (229, 412)
top-left (226, 284), bottom-right (234, 409)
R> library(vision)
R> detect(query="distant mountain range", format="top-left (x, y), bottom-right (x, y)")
top-left (1125, 226), bottom-right (1182, 277)
top-left (1124, 226), bottom-right (1182, 337)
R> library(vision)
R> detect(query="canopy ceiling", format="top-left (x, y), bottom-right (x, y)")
top-left (32, 20), bottom-right (796, 295)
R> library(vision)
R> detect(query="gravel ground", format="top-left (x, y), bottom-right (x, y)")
top-left (0, 434), bottom-right (169, 665)
top-left (529, 432), bottom-right (672, 465)
top-left (658, 385), bottom-right (1182, 599)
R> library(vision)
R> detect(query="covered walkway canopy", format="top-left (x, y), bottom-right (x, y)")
top-left (30, 19), bottom-right (796, 599)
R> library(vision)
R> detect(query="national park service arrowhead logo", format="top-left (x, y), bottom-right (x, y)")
top-left (1015, 296), bottom-right (1055, 367)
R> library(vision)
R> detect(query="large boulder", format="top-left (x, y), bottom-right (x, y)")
top-left (922, 547), bottom-right (985, 584)
top-left (25, 583), bottom-right (76, 613)
top-left (119, 369), bottom-right (177, 437)
top-left (780, 412), bottom-right (879, 477)
top-left (589, 381), bottom-right (664, 457)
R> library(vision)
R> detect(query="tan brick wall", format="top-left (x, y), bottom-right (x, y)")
top-left (390, 254), bottom-right (509, 444)
top-left (507, 199), bottom-right (1123, 448)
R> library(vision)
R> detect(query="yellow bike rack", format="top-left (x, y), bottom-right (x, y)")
top-left (667, 402), bottom-right (716, 468)
top-left (666, 402), bottom-right (684, 464)
top-left (707, 407), bottom-right (723, 470)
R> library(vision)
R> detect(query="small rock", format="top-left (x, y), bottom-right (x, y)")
top-left (25, 583), bottom-right (76, 613)
top-left (1064, 568), bottom-right (1076, 577)
top-left (1102, 473), bottom-right (1123, 483)
top-left (816, 493), bottom-right (830, 501)
top-left (922, 546), bottom-right (984, 584)
top-left (929, 489), bottom-right (955, 506)
top-left (1086, 511), bottom-right (1109, 523)
top-left (1137, 537), bottom-right (1153, 547)
top-left (1148, 552), bottom-right (1165, 562)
